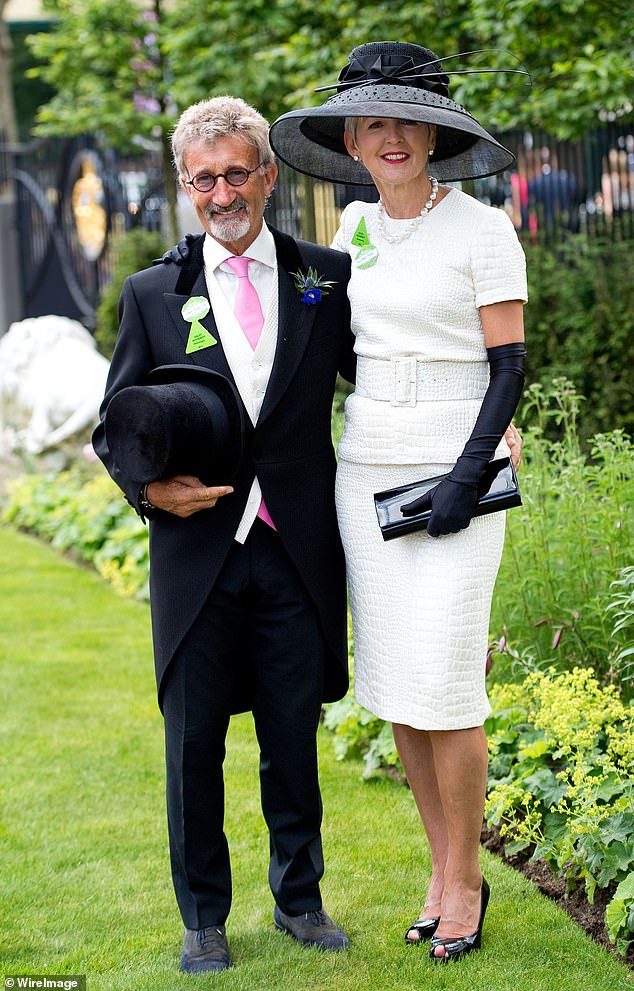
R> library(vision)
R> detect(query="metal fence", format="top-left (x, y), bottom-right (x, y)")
top-left (1, 121), bottom-right (632, 330)
top-left (0, 134), bottom-right (167, 328)
top-left (472, 124), bottom-right (634, 242)
top-left (269, 122), bottom-right (634, 246)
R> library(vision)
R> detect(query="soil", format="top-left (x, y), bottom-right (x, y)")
top-left (481, 823), bottom-right (633, 967)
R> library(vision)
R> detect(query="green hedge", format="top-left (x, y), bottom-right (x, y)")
top-left (521, 235), bottom-right (634, 442)
top-left (96, 228), bottom-right (165, 358)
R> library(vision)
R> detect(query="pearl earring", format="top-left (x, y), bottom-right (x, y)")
top-left (429, 148), bottom-right (435, 157)
top-left (353, 155), bottom-right (360, 162)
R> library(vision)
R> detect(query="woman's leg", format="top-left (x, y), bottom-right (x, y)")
top-left (428, 726), bottom-right (488, 956)
top-left (392, 724), bottom-right (448, 939)
top-left (393, 724), bottom-right (488, 952)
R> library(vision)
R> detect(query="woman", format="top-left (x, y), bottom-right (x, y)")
top-left (270, 42), bottom-right (527, 962)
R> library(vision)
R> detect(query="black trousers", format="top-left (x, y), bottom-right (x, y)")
top-left (161, 519), bottom-right (327, 929)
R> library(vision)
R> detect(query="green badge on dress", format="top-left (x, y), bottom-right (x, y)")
top-left (182, 296), bottom-right (217, 353)
top-left (350, 216), bottom-right (378, 269)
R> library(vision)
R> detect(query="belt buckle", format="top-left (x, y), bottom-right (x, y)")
top-left (391, 356), bottom-right (417, 407)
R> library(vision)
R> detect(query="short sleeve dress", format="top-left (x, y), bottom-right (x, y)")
top-left (332, 188), bottom-right (527, 730)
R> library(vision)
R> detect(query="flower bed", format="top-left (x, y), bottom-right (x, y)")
top-left (485, 668), bottom-right (633, 957)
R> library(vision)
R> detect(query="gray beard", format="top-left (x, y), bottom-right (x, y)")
top-left (206, 205), bottom-right (251, 243)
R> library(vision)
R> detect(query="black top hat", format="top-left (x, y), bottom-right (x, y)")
top-left (270, 41), bottom-right (516, 184)
top-left (104, 364), bottom-right (245, 487)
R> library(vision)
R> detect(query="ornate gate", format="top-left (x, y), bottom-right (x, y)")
top-left (0, 134), bottom-right (163, 329)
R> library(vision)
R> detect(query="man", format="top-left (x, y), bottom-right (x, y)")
top-left (93, 96), bottom-right (355, 973)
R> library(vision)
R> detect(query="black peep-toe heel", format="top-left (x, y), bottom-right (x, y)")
top-left (429, 876), bottom-right (490, 962)
top-left (404, 916), bottom-right (440, 944)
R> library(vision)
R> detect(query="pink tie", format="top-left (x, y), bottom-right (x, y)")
top-left (226, 254), bottom-right (275, 531)
top-left (226, 255), bottom-right (264, 349)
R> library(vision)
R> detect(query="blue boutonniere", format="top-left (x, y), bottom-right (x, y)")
top-left (291, 266), bottom-right (337, 305)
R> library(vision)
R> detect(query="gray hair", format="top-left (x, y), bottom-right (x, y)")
top-left (171, 96), bottom-right (274, 176)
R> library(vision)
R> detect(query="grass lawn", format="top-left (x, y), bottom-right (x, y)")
top-left (1, 525), bottom-right (631, 991)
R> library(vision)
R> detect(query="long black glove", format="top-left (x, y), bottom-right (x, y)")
top-left (152, 232), bottom-right (197, 266)
top-left (401, 342), bottom-right (526, 537)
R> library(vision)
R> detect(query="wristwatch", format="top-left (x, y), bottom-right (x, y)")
top-left (138, 484), bottom-right (155, 515)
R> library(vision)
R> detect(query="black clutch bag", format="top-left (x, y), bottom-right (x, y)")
top-left (374, 457), bottom-right (521, 541)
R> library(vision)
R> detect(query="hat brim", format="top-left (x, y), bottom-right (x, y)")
top-left (105, 364), bottom-right (245, 487)
top-left (145, 365), bottom-right (245, 483)
top-left (270, 83), bottom-right (515, 184)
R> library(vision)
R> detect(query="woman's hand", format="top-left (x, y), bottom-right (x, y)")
top-left (401, 477), bottom-right (479, 537)
top-left (146, 475), bottom-right (233, 518)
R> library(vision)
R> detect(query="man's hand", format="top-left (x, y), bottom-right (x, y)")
top-left (504, 422), bottom-right (522, 470)
top-left (146, 475), bottom-right (233, 518)
top-left (153, 232), bottom-right (197, 266)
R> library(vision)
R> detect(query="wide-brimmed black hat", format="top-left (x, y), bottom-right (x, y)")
top-left (104, 364), bottom-right (245, 487)
top-left (270, 41), bottom-right (516, 184)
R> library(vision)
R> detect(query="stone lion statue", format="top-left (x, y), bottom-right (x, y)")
top-left (0, 315), bottom-right (110, 462)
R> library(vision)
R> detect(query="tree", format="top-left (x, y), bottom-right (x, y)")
top-left (26, 0), bottom-right (634, 239)
top-left (236, 0), bottom-right (634, 140)
top-left (27, 0), bottom-right (180, 240)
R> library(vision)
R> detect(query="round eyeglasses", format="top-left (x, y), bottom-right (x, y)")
top-left (185, 163), bottom-right (265, 193)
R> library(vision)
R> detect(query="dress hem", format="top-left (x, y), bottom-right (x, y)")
top-left (353, 692), bottom-right (492, 732)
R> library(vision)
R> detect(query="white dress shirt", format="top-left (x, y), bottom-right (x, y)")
top-left (202, 221), bottom-right (278, 542)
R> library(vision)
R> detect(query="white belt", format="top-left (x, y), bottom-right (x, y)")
top-left (355, 356), bottom-right (490, 407)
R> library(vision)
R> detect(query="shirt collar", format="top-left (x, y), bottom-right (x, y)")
top-left (203, 220), bottom-right (276, 274)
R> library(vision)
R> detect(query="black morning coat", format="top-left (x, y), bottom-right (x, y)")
top-left (92, 229), bottom-right (356, 711)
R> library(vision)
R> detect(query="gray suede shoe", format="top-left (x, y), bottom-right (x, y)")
top-left (274, 906), bottom-right (350, 950)
top-left (180, 925), bottom-right (231, 973)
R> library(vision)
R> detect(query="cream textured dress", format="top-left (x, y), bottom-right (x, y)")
top-left (332, 188), bottom-right (527, 730)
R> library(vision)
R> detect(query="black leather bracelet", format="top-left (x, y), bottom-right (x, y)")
top-left (138, 484), bottom-right (155, 515)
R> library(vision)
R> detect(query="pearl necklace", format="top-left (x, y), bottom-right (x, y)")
top-left (376, 177), bottom-right (439, 244)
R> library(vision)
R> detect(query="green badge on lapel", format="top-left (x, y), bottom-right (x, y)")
top-left (351, 216), bottom-right (379, 269)
top-left (182, 296), bottom-right (217, 353)
top-left (351, 216), bottom-right (370, 247)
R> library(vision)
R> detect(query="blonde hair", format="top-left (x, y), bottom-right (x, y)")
top-left (171, 96), bottom-right (274, 176)
top-left (344, 117), bottom-right (359, 141)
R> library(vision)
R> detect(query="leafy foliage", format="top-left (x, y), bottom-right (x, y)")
top-left (607, 568), bottom-right (634, 686)
top-left (95, 228), bottom-right (165, 358)
top-left (521, 236), bottom-right (634, 441)
top-left (490, 380), bottom-right (634, 691)
top-left (26, 1), bottom-right (634, 149)
top-left (323, 690), bottom-right (402, 780)
top-left (28, 1), bottom-right (172, 151)
top-left (27, 0), bottom-right (180, 236)
top-left (485, 669), bottom-right (634, 952)
top-left (2, 466), bottom-right (149, 600)
top-left (607, 873), bottom-right (634, 956)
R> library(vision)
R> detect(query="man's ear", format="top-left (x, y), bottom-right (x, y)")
top-left (264, 161), bottom-right (279, 196)
top-left (180, 175), bottom-right (194, 201)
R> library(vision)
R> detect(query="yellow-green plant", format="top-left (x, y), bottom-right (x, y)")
top-left (3, 465), bottom-right (149, 600)
top-left (486, 667), bottom-right (634, 953)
